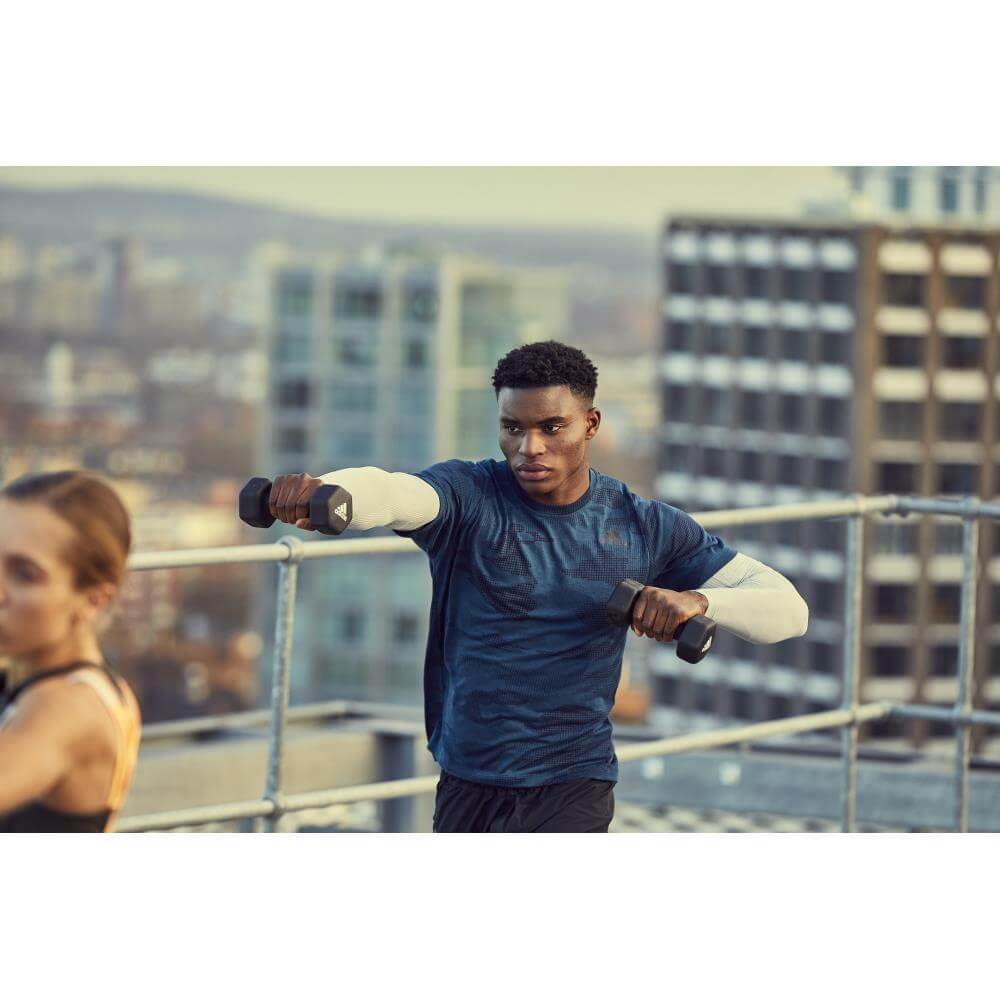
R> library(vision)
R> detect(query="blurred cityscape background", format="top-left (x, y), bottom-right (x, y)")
top-left (3, 165), bottom-right (999, 830)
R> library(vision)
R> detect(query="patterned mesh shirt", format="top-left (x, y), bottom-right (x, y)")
top-left (394, 458), bottom-right (737, 786)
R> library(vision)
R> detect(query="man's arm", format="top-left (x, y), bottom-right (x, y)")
top-left (267, 467), bottom-right (441, 532)
top-left (691, 552), bottom-right (809, 644)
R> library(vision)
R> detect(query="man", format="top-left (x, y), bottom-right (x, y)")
top-left (268, 340), bottom-right (808, 832)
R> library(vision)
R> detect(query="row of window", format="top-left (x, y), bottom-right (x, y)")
top-left (873, 519), bottom-right (972, 556)
top-left (882, 272), bottom-right (993, 311)
top-left (868, 643), bottom-right (1000, 679)
top-left (670, 445), bottom-right (849, 490)
top-left (654, 676), bottom-right (837, 721)
top-left (667, 322), bottom-right (853, 365)
top-left (277, 277), bottom-right (438, 323)
top-left (276, 380), bottom-right (433, 420)
top-left (872, 167), bottom-right (992, 216)
top-left (273, 334), bottom-right (429, 369)
top-left (329, 610), bottom-right (423, 644)
top-left (877, 461), bottom-right (988, 495)
top-left (879, 401), bottom-right (986, 441)
top-left (667, 263), bottom-right (854, 304)
top-left (664, 385), bottom-right (850, 434)
top-left (882, 333), bottom-right (985, 369)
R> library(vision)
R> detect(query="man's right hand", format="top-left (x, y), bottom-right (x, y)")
top-left (269, 473), bottom-right (326, 530)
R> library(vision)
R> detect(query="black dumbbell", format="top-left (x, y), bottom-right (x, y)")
top-left (606, 579), bottom-right (716, 664)
top-left (238, 477), bottom-right (353, 536)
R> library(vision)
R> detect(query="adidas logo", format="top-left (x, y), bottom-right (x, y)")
top-left (701, 635), bottom-right (713, 653)
top-left (334, 502), bottom-right (349, 520)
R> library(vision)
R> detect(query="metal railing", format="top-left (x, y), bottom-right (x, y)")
top-left (117, 493), bottom-right (1000, 833)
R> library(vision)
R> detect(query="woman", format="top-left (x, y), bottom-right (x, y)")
top-left (0, 470), bottom-right (141, 833)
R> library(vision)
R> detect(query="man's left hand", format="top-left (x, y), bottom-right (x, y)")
top-left (630, 586), bottom-right (709, 642)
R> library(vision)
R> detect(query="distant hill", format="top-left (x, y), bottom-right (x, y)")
top-left (0, 183), bottom-right (659, 351)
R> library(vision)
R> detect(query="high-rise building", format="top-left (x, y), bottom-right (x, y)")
top-left (842, 167), bottom-right (1000, 223)
top-left (264, 245), bottom-right (569, 701)
top-left (656, 216), bottom-right (1000, 756)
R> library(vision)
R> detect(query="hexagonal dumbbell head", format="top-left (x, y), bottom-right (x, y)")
top-left (309, 483), bottom-right (353, 536)
top-left (239, 477), bottom-right (275, 529)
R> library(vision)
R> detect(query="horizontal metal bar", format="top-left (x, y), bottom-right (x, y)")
top-left (126, 495), bottom-right (1000, 573)
top-left (116, 798), bottom-right (274, 832)
top-left (616, 704), bottom-right (891, 763)
top-left (889, 705), bottom-right (1000, 728)
top-left (128, 535), bottom-right (420, 572)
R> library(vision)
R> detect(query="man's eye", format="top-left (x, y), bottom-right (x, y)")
top-left (544, 425), bottom-right (561, 433)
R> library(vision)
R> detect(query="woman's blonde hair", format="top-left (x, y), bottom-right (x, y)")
top-left (2, 470), bottom-right (132, 591)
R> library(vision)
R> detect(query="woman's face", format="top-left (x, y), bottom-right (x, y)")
top-left (0, 498), bottom-right (98, 663)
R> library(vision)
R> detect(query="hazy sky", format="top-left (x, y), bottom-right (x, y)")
top-left (0, 166), bottom-right (846, 232)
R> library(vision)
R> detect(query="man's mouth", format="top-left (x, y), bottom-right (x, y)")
top-left (517, 465), bottom-right (551, 481)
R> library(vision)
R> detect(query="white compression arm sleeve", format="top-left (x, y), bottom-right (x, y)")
top-left (691, 552), bottom-right (809, 645)
top-left (318, 466), bottom-right (440, 532)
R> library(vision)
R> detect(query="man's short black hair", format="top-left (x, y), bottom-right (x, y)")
top-left (491, 340), bottom-right (599, 405)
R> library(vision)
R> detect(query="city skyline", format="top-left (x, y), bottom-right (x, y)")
top-left (0, 166), bottom-right (847, 233)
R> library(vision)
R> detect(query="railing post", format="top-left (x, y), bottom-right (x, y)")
top-left (262, 536), bottom-right (305, 832)
top-left (955, 498), bottom-right (980, 832)
top-left (840, 501), bottom-right (865, 831)
top-left (377, 728), bottom-right (418, 832)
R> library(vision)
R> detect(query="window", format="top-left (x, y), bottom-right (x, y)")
top-left (819, 397), bottom-right (848, 435)
top-left (990, 645), bottom-right (1000, 678)
top-left (339, 337), bottom-right (375, 367)
top-left (744, 267), bottom-right (769, 299)
top-left (817, 458), bottom-right (845, 491)
top-left (816, 519), bottom-right (843, 552)
top-left (706, 266), bottom-right (730, 296)
top-left (743, 326), bottom-right (769, 358)
top-left (820, 332), bottom-right (850, 365)
top-left (666, 385), bottom-right (690, 421)
top-left (874, 585), bottom-right (913, 622)
top-left (703, 447), bottom-right (726, 478)
top-left (810, 641), bottom-right (837, 674)
top-left (821, 270), bottom-right (853, 304)
top-left (773, 639), bottom-right (797, 669)
top-left (778, 454), bottom-right (800, 486)
top-left (702, 388), bottom-right (731, 427)
top-left (891, 170), bottom-right (911, 212)
top-left (730, 688), bottom-right (754, 719)
top-left (878, 462), bottom-right (918, 493)
top-left (939, 402), bottom-right (981, 441)
top-left (405, 339), bottom-right (428, 368)
top-left (873, 519), bottom-right (917, 555)
top-left (769, 695), bottom-right (793, 720)
top-left (277, 378), bottom-right (310, 408)
top-left (276, 274), bottom-right (313, 318)
top-left (931, 584), bottom-right (961, 624)
top-left (405, 286), bottom-right (438, 323)
top-left (779, 393), bottom-right (804, 427)
top-left (934, 522), bottom-right (963, 554)
top-left (883, 273), bottom-right (926, 308)
top-left (669, 321), bottom-right (694, 353)
top-left (930, 644), bottom-right (958, 677)
top-left (941, 336), bottom-right (983, 370)
top-left (274, 331), bottom-right (310, 365)
top-left (704, 323), bottom-right (729, 356)
top-left (654, 675), bottom-right (678, 705)
top-left (330, 383), bottom-right (375, 411)
top-left (937, 463), bottom-right (978, 495)
top-left (333, 284), bottom-right (381, 319)
top-left (393, 613), bottom-right (420, 643)
top-left (341, 609), bottom-right (366, 643)
top-left (337, 430), bottom-right (374, 467)
top-left (945, 275), bottom-right (986, 311)
top-left (813, 580), bottom-right (841, 618)
top-left (871, 645), bottom-right (909, 678)
top-left (670, 263), bottom-right (695, 294)
top-left (740, 391), bottom-right (766, 429)
top-left (939, 170), bottom-right (960, 214)
top-left (973, 169), bottom-right (989, 215)
top-left (882, 335), bottom-right (925, 368)
top-left (879, 401), bottom-right (923, 440)
top-left (781, 269), bottom-right (809, 302)
top-left (694, 683), bottom-right (715, 714)
top-left (782, 329), bottom-right (809, 361)
top-left (275, 425), bottom-right (307, 454)
top-left (397, 384), bottom-right (431, 422)
top-left (739, 451), bottom-right (762, 482)
top-left (777, 521), bottom-right (800, 547)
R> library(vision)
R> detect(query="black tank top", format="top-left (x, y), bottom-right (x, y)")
top-left (0, 661), bottom-right (125, 834)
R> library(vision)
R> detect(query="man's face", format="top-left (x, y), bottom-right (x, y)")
top-left (497, 386), bottom-right (600, 501)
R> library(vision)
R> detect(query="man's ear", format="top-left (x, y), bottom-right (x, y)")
top-left (585, 407), bottom-right (601, 439)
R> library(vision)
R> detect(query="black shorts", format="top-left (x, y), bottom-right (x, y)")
top-left (432, 771), bottom-right (615, 833)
